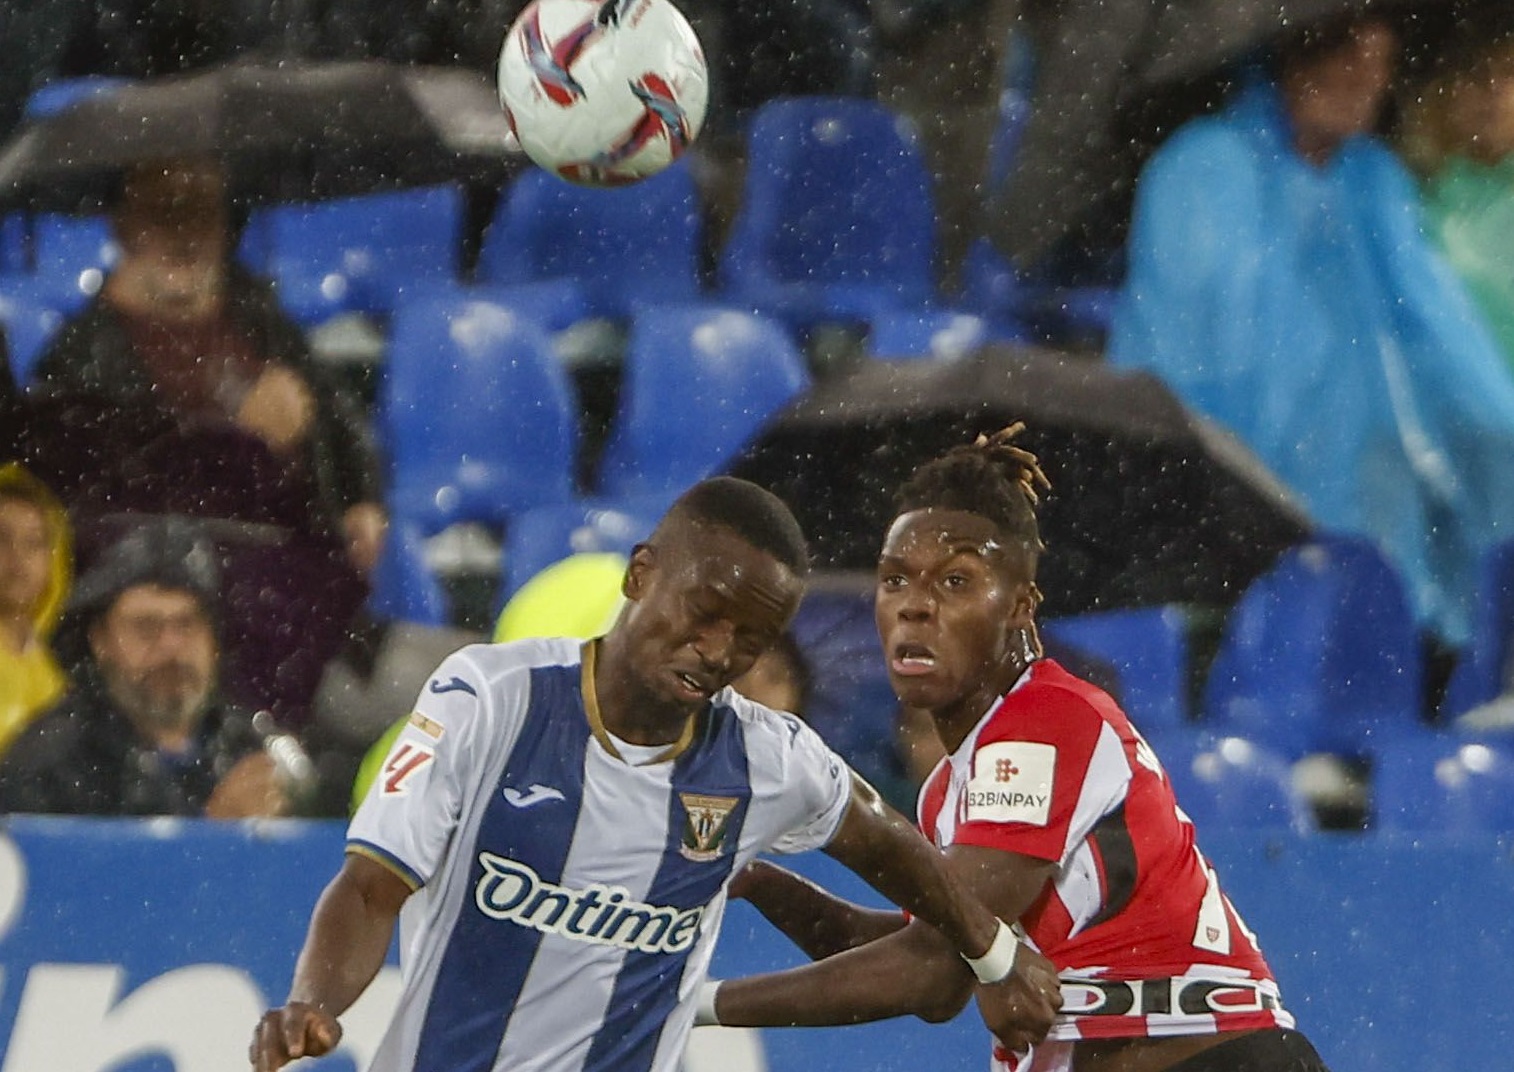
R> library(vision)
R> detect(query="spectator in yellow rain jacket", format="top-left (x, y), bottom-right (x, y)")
top-left (0, 464), bottom-right (71, 756)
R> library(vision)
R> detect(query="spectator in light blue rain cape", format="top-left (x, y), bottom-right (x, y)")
top-left (1109, 14), bottom-right (1514, 648)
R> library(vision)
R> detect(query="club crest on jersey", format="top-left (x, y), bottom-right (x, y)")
top-left (678, 792), bottom-right (737, 861)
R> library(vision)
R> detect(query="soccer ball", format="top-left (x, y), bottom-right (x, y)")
top-left (497, 0), bottom-right (709, 187)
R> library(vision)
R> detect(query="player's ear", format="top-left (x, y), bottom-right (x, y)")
top-left (1008, 580), bottom-right (1039, 629)
top-left (623, 543), bottom-right (655, 601)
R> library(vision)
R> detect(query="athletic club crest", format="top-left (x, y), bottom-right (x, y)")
top-left (678, 792), bottom-right (737, 862)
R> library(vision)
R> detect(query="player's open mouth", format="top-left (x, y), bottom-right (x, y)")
top-left (890, 643), bottom-right (938, 677)
top-left (673, 670), bottom-right (713, 699)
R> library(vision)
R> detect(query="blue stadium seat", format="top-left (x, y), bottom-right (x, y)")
top-left (0, 78), bottom-right (131, 303)
top-left (1373, 735), bottom-right (1514, 833)
top-left (476, 161), bottom-right (701, 320)
top-left (23, 75), bottom-right (132, 119)
top-left (718, 96), bottom-right (938, 327)
top-left (959, 239), bottom-right (1118, 347)
top-left (368, 519), bottom-right (448, 627)
top-left (0, 279), bottom-right (69, 385)
top-left (865, 310), bottom-right (1025, 361)
top-left (1440, 538), bottom-right (1514, 720)
top-left (597, 303), bottom-right (811, 499)
top-left (1150, 731), bottom-right (1317, 834)
top-left (471, 280), bottom-right (592, 335)
top-left (242, 184), bottom-right (464, 324)
top-left (497, 494), bottom-right (668, 606)
top-left (1042, 605), bottom-right (1192, 735)
top-left (380, 292), bottom-right (579, 535)
top-left (1202, 534), bottom-right (1424, 761)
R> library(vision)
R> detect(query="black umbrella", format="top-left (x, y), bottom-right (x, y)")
top-left (0, 58), bottom-right (518, 213)
top-left (726, 345), bottom-right (1312, 617)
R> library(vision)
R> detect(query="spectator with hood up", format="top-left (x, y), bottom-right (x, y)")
top-left (0, 517), bottom-right (301, 817)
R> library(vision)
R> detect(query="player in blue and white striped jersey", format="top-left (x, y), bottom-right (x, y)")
top-left (250, 478), bottom-right (1062, 1072)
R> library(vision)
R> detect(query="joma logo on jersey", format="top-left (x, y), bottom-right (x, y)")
top-left (474, 853), bottom-right (703, 954)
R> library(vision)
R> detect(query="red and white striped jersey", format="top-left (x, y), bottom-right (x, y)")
top-left (917, 659), bottom-right (1294, 1053)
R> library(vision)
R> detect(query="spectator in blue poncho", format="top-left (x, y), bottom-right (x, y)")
top-left (1108, 13), bottom-right (1514, 649)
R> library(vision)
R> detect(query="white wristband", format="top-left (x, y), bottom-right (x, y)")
top-left (693, 979), bottom-right (722, 1026)
top-left (963, 920), bottom-right (1020, 984)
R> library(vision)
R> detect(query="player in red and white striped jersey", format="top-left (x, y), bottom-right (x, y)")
top-left (702, 426), bottom-right (1330, 1072)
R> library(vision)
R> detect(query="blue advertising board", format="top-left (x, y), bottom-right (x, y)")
top-left (0, 817), bottom-right (1510, 1071)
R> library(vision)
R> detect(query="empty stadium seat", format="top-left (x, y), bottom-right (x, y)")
top-left (718, 96), bottom-right (938, 327)
top-left (1151, 731), bottom-right (1317, 834)
top-left (477, 161), bottom-right (702, 320)
top-left (596, 304), bottom-right (810, 499)
top-left (959, 239), bottom-right (1119, 347)
top-left (471, 279), bottom-right (592, 336)
top-left (497, 494), bottom-right (667, 606)
top-left (242, 183), bottom-right (464, 324)
top-left (1373, 735), bottom-right (1514, 833)
top-left (1440, 538), bottom-right (1514, 720)
top-left (0, 279), bottom-right (68, 384)
top-left (367, 519), bottom-right (448, 627)
top-left (380, 291), bottom-right (579, 535)
top-left (1, 78), bottom-right (131, 307)
top-left (1042, 605), bottom-right (1192, 735)
top-left (1202, 534), bottom-right (1424, 760)
top-left (865, 310), bottom-right (1020, 361)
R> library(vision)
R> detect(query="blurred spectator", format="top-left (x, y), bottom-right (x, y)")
top-left (0, 517), bottom-right (295, 817)
top-left (1400, 15), bottom-right (1514, 379)
top-left (0, 464), bottom-right (71, 757)
top-left (302, 606), bottom-right (482, 818)
top-left (27, 156), bottom-right (385, 576)
top-left (872, 0), bottom-right (1020, 290)
top-left (1108, 13), bottom-right (1514, 650)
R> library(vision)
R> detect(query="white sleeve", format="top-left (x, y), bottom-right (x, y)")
top-left (347, 649), bottom-right (506, 887)
top-left (765, 712), bottom-right (853, 856)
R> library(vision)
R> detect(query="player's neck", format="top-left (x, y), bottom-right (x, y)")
top-left (930, 654), bottom-right (1034, 754)
top-left (589, 637), bottom-right (698, 747)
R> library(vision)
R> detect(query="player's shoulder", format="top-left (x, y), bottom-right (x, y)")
top-left (712, 690), bottom-right (836, 766)
top-left (451, 636), bottom-right (584, 677)
top-left (997, 658), bottom-right (1123, 728)
top-left (714, 688), bottom-right (803, 736)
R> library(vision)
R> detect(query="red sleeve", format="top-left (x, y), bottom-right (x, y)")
top-left (950, 683), bottom-right (1105, 863)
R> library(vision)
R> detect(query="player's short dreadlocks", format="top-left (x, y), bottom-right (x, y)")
top-left (894, 422), bottom-right (1051, 596)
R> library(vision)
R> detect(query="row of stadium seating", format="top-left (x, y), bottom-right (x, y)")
top-left (0, 92), bottom-right (1112, 383)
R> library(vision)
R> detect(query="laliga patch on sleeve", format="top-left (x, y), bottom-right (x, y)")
top-left (965, 741), bottom-right (1056, 826)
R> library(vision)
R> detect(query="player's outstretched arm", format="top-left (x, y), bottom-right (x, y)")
top-left (710, 783), bottom-right (1062, 1050)
top-left (729, 858), bottom-right (909, 960)
top-left (789, 775), bottom-right (1060, 1047)
top-left (249, 853), bottom-right (412, 1071)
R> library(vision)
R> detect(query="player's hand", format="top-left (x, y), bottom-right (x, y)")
top-left (972, 943), bottom-right (1062, 1055)
top-left (250, 1002), bottom-right (342, 1071)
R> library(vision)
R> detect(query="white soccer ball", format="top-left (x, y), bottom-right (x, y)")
top-left (497, 0), bottom-right (709, 187)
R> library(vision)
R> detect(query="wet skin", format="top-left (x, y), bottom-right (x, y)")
top-left (875, 508), bottom-right (1039, 752)
top-left (595, 519), bottom-right (804, 745)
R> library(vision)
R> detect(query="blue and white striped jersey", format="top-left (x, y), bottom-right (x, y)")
top-left (348, 636), bottom-right (852, 1072)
